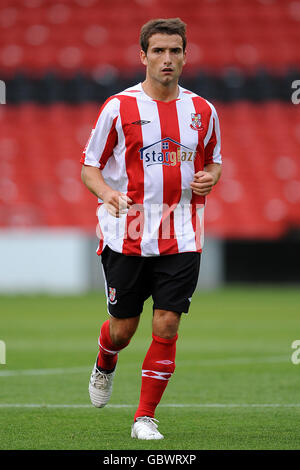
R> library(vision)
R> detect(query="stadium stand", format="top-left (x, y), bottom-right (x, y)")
top-left (0, 0), bottom-right (300, 74)
top-left (0, 102), bottom-right (299, 238)
top-left (0, 0), bottom-right (300, 240)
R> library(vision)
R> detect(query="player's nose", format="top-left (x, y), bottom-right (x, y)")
top-left (163, 51), bottom-right (172, 64)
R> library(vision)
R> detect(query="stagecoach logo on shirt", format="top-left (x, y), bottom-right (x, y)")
top-left (190, 113), bottom-right (203, 131)
top-left (139, 137), bottom-right (197, 167)
top-left (108, 287), bottom-right (117, 304)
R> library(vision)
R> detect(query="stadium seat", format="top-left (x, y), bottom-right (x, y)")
top-left (0, 0), bottom-right (299, 73)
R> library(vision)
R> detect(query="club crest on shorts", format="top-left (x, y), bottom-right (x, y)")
top-left (108, 287), bottom-right (117, 304)
top-left (190, 113), bottom-right (203, 131)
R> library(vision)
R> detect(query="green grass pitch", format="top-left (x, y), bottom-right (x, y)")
top-left (0, 286), bottom-right (299, 450)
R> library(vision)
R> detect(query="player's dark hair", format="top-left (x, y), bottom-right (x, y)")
top-left (140, 18), bottom-right (187, 53)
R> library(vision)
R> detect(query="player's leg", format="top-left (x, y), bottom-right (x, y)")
top-left (131, 309), bottom-right (179, 440)
top-left (131, 252), bottom-right (200, 439)
top-left (89, 315), bottom-right (139, 408)
top-left (97, 316), bottom-right (140, 373)
top-left (89, 246), bottom-right (147, 408)
top-left (152, 308), bottom-right (181, 338)
top-left (133, 309), bottom-right (180, 420)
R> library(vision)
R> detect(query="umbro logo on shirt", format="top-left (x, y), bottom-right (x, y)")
top-left (131, 120), bottom-right (151, 126)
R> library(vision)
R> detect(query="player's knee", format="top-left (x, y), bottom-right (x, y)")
top-left (110, 316), bottom-right (139, 347)
top-left (153, 309), bottom-right (181, 339)
top-left (110, 331), bottom-right (132, 348)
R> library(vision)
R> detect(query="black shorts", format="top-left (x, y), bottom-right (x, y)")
top-left (100, 246), bottom-right (201, 318)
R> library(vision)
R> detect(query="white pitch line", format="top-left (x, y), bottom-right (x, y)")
top-left (177, 355), bottom-right (289, 366)
top-left (0, 366), bottom-right (89, 377)
top-left (0, 355), bottom-right (289, 377)
top-left (0, 403), bottom-right (300, 409)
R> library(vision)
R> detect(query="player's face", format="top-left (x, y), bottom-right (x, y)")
top-left (140, 33), bottom-right (186, 86)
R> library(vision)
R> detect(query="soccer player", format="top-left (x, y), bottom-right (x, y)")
top-left (81, 18), bottom-right (222, 440)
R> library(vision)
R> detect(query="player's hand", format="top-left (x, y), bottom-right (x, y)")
top-left (190, 171), bottom-right (215, 196)
top-left (102, 189), bottom-right (133, 218)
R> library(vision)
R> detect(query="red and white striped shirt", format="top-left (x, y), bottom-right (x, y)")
top-left (81, 82), bottom-right (222, 256)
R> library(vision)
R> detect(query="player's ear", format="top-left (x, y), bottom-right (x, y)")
top-left (183, 49), bottom-right (187, 66)
top-left (140, 49), bottom-right (147, 66)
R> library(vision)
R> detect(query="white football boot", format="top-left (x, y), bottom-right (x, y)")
top-left (131, 416), bottom-right (164, 440)
top-left (88, 360), bottom-right (116, 408)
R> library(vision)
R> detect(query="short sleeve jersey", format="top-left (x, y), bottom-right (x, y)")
top-left (81, 82), bottom-right (222, 257)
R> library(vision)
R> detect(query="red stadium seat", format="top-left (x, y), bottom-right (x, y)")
top-left (0, 0), bottom-right (299, 73)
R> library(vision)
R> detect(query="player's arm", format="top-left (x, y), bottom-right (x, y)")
top-left (81, 165), bottom-right (132, 218)
top-left (190, 163), bottom-right (222, 196)
top-left (191, 102), bottom-right (222, 197)
top-left (81, 98), bottom-right (132, 217)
